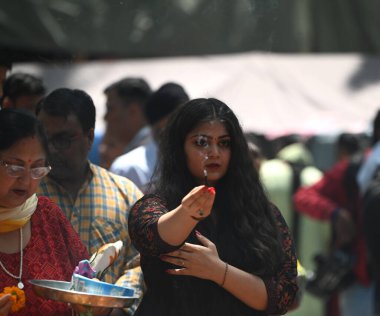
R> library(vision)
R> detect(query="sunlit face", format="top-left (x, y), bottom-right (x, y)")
top-left (184, 120), bottom-right (231, 186)
top-left (37, 111), bottom-right (93, 181)
top-left (0, 137), bottom-right (47, 208)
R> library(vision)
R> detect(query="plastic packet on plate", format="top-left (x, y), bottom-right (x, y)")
top-left (74, 260), bottom-right (96, 278)
top-left (73, 240), bottom-right (123, 280)
top-left (90, 240), bottom-right (123, 279)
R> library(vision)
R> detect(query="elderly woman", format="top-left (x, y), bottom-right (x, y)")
top-left (0, 109), bottom-right (88, 315)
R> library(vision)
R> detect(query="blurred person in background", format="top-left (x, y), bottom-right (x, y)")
top-left (260, 135), bottom-right (323, 242)
top-left (97, 130), bottom-right (125, 170)
top-left (356, 109), bottom-right (380, 316)
top-left (1, 72), bottom-right (46, 114)
top-left (110, 82), bottom-right (189, 191)
top-left (89, 77), bottom-right (152, 168)
top-left (293, 132), bottom-right (372, 316)
top-left (357, 109), bottom-right (380, 195)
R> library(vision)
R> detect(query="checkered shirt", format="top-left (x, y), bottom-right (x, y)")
top-left (37, 162), bottom-right (144, 315)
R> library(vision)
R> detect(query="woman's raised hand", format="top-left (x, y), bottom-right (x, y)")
top-left (156, 185), bottom-right (216, 246)
top-left (180, 185), bottom-right (216, 221)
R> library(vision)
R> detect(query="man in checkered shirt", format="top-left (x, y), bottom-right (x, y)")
top-left (37, 88), bottom-right (144, 316)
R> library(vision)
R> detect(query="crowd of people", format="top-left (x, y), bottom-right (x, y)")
top-left (0, 70), bottom-right (378, 316)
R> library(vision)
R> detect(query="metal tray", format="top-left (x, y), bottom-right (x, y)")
top-left (29, 280), bottom-right (137, 308)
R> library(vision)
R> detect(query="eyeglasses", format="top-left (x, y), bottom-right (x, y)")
top-left (48, 134), bottom-right (79, 151)
top-left (0, 160), bottom-right (52, 179)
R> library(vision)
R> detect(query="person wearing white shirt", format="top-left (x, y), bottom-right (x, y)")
top-left (90, 77), bottom-right (152, 169)
top-left (110, 82), bottom-right (189, 192)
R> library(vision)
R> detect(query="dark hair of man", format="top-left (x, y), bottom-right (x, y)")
top-left (154, 98), bottom-right (284, 276)
top-left (337, 133), bottom-right (361, 156)
top-left (0, 108), bottom-right (48, 153)
top-left (144, 82), bottom-right (189, 126)
top-left (36, 88), bottom-right (95, 132)
top-left (2, 72), bottom-right (46, 101)
top-left (104, 77), bottom-right (151, 107)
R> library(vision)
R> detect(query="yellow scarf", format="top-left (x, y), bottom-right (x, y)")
top-left (0, 194), bottom-right (38, 233)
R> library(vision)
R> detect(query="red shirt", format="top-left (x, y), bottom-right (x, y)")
top-left (293, 160), bottom-right (369, 285)
top-left (0, 196), bottom-right (89, 316)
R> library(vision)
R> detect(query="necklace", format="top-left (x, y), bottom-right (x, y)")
top-left (0, 228), bottom-right (24, 289)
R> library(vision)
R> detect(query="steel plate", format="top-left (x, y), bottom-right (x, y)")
top-left (29, 280), bottom-right (137, 308)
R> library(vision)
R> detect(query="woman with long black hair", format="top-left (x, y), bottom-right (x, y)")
top-left (128, 98), bottom-right (298, 316)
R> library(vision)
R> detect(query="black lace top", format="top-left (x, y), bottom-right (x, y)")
top-left (129, 194), bottom-right (298, 316)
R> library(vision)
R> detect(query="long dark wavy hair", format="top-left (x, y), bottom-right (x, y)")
top-left (153, 98), bottom-right (284, 275)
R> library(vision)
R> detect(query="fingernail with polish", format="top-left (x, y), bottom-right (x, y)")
top-left (208, 187), bottom-right (216, 194)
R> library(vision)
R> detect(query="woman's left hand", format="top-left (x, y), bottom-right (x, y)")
top-left (160, 231), bottom-right (225, 284)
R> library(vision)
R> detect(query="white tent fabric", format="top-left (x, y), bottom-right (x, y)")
top-left (14, 52), bottom-right (380, 138)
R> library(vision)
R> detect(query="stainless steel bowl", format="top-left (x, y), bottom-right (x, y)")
top-left (29, 279), bottom-right (137, 308)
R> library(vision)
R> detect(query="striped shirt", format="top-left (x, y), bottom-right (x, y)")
top-left (37, 162), bottom-right (144, 315)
